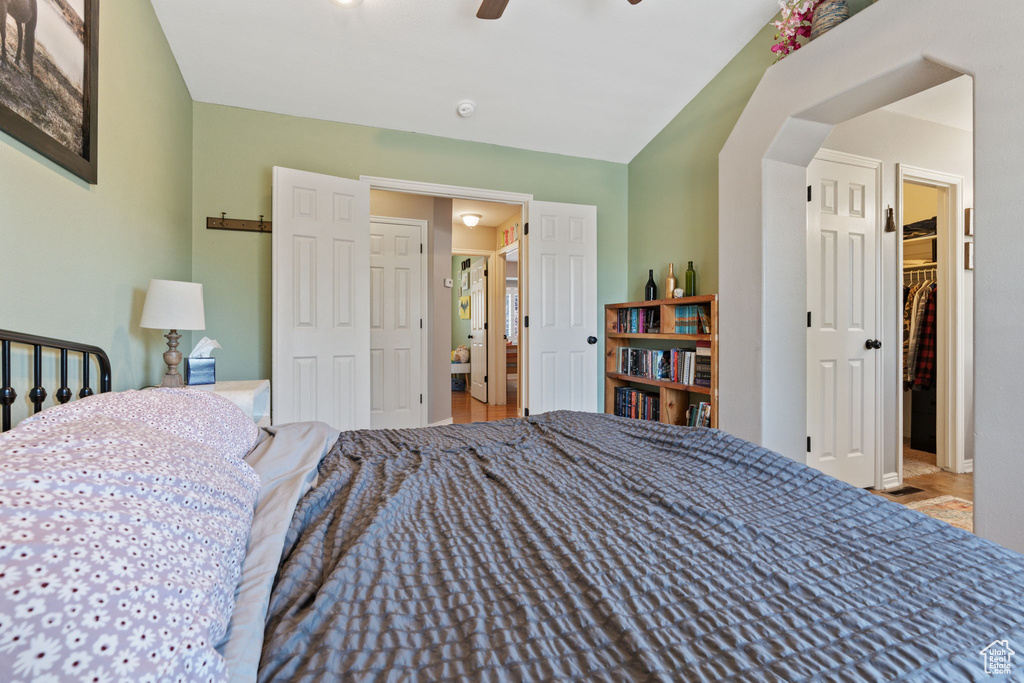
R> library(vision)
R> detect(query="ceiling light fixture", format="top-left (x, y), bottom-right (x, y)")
top-left (456, 100), bottom-right (477, 118)
top-left (461, 214), bottom-right (483, 228)
top-left (330, 0), bottom-right (363, 7)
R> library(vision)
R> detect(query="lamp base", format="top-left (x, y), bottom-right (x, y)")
top-left (160, 330), bottom-right (184, 388)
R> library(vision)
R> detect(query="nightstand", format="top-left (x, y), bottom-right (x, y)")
top-left (193, 380), bottom-right (271, 428)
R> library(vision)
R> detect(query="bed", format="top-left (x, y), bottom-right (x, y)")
top-left (1, 332), bottom-right (1022, 682)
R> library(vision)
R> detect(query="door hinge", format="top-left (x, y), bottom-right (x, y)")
top-left (524, 408), bottom-right (530, 417)
top-left (420, 319), bottom-right (423, 329)
top-left (484, 375), bottom-right (488, 383)
top-left (524, 222), bottom-right (529, 236)
top-left (807, 436), bottom-right (812, 452)
top-left (485, 269), bottom-right (488, 277)
top-left (484, 322), bottom-right (488, 330)
top-left (420, 243), bottom-right (423, 254)
top-left (807, 311), bottom-right (811, 328)
top-left (420, 394), bottom-right (423, 404)
top-left (807, 185), bottom-right (812, 202)
top-left (524, 315), bottom-right (529, 328)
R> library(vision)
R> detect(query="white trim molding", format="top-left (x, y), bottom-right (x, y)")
top-left (360, 176), bottom-right (533, 205)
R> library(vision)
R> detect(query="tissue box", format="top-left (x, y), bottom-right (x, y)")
top-left (185, 358), bottom-right (216, 386)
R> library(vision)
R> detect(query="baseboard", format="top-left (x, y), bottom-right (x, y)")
top-left (962, 459), bottom-right (974, 473)
top-left (880, 471), bottom-right (902, 490)
top-left (429, 418), bottom-right (453, 427)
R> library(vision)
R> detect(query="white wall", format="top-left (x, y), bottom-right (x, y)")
top-left (719, 0), bottom-right (1024, 552)
top-left (821, 109), bottom-right (974, 478)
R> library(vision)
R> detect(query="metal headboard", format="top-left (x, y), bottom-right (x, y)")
top-left (0, 329), bottom-right (112, 432)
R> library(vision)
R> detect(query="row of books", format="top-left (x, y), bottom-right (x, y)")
top-left (687, 402), bottom-right (712, 428)
top-left (615, 342), bottom-right (712, 387)
top-left (614, 308), bottom-right (661, 334)
top-left (674, 305), bottom-right (711, 334)
top-left (613, 387), bottom-right (660, 421)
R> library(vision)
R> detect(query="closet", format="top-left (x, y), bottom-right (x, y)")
top-left (902, 183), bottom-right (940, 456)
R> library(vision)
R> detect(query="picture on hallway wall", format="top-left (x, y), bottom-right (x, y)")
top-left (0, 0), bottom-right (98, 183)
top-left (461, 272), bottom-right (469, 292)
top-left (459, 296), bottom-right (471, 320)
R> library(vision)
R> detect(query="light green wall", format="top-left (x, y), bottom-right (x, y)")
top-left (451, 257), bottom-right (471, 354)
top-left (626, 1), bottom-right (874, 300)
top-left (626, 23), bottom-right (777, 301)
top-left (191, 103), bottom-right (629, 389)
top-left (0, 0), bottom-right (193, 393)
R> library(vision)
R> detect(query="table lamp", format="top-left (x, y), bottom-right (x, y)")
top-left (140, 279), bottom-right (206, 388)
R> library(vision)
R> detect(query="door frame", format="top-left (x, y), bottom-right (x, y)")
top-left (370, 215), bottom-right (430, 427)
top-left (361, 176), bottom-right (533, 416)
top-left (808, 149), bottom-right (885, 490)
top-left (454, 247), bottom-right (506, 407)
top-left (896, 165), bottom-right (967, 475)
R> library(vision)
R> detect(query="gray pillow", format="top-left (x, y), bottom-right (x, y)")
top-left (217, 421), bottom-right (339, 683)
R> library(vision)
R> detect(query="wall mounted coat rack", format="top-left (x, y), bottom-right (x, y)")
top-left (206, 212), bottom-right (272, 233)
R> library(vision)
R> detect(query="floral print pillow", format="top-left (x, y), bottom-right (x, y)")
top-left (0, 390), bottom-right (261, 682)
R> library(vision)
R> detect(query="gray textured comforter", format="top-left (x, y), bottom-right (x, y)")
top-left (260, 412), bottom-right (1024, 681)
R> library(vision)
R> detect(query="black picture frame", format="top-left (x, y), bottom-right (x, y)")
top-left (0, 0), bottom-right (98, 183)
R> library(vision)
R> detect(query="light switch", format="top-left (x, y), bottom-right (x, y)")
top-left (444, 278), bottom-right (454, 288)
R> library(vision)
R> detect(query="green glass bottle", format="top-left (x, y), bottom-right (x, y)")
top-left (684, 261), bottom-right (696, 297)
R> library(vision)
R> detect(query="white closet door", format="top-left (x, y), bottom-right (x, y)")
top-left (806, 155), bottom-right (879, 488)
top-left (526, 201), bottom-right (598, 415)
top-left (369, 219), bottom-right (424, 429)
top-left (272, 167), bottom-right (370, 430)
top-left (470, 258), bottom-right (488, 403)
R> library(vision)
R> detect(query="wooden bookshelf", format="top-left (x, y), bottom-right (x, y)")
top-left (605, 295), bottom-right (718, 428)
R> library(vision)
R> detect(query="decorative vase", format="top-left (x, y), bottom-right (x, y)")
top-left (665, 263), bottom-right (677, 299)
top-left (811, 0), bottom-right (849, 41)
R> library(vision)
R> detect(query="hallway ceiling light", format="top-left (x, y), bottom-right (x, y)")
top-left (461, 214), bottom-right (483, 228)
top-left (330, 0), bottom-right (363, 7)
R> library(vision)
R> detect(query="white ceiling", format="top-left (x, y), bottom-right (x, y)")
top-left (150, 0), bottom-right (779, 163)
top-left (452, 198), bottom-right (520, 228)
top-left (882, 75), bottom-right (973, 131)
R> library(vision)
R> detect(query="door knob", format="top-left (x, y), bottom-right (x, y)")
top-left (468, 335), bottom-right (473, 340)
top-left (865, 339), bottom-right (882, 350)
top-left (587, 336), bottom-right (598, 345)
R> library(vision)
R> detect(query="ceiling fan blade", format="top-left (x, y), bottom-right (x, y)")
top-left (627, 0), bottom-right (642, 4)
top-left (477, 0), bottom-right (509, 20)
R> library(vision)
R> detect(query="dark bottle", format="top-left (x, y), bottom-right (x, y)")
top-left (684, 261), bottom-right (697, 297)
top-left (645, 269), bottom-right (658, 301)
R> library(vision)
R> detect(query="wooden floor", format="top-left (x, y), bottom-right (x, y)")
top-left (873, 446), bottom-right (973, 506)
top-left (452, 387), bottom-right (519, 424)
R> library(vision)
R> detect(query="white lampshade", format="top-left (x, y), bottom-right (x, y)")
top-left (140, 279), bottom-right (206, 331)
top-left (461, 214), bottom-right (482, 228)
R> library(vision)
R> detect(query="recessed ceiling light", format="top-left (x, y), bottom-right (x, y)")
top-left (330, 0), bottom-right (363, 7)
top-left (461, 214), bottom-right (483, 228)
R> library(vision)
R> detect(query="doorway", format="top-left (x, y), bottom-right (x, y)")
top-left (802, 77), bottom-right (975, 526)
top-left (449, 199), bottom-right (523, 424)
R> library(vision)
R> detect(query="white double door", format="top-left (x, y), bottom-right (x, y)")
top-left (806, 154), bottom-right (880, 488)
top-left (272, 168), bottom-right (601, 428)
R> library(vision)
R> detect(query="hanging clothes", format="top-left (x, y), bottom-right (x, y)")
top-left (914, 284), bottom-right (938, 390)
top-left (904, 280), bottom-right (931, 385)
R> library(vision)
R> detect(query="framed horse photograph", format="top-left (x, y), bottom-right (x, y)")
top-left (0, 0), bottom-right (98, 183)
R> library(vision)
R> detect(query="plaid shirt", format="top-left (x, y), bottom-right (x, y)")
top-left (913, 285), bottom-right (937, 390)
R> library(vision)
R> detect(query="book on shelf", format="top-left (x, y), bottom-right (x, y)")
top-left (614, 386), bottom-right (660, 421)
top-left (616, 307), bottom-right (660, 334)
top-left (674, 305), bottom-right (711, 334)
top-left (685, 402), bottom-right (712, 428)
top-left (616, 347), bottom-right (712, 389)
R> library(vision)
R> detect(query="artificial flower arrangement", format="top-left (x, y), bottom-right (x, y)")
top-left (771, 0), bottom-right (822, 61)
